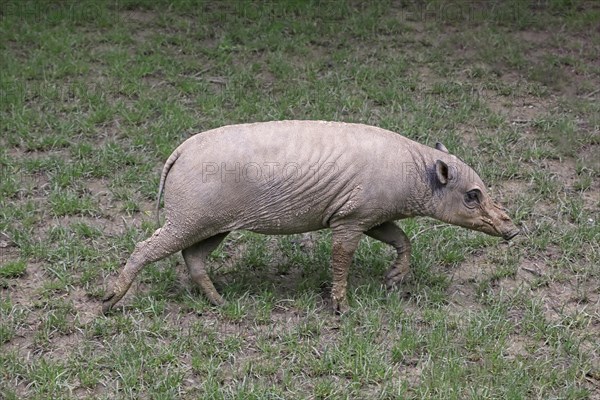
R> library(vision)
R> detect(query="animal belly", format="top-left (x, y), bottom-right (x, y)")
top-left (236, 201), bottom-right (329, 235)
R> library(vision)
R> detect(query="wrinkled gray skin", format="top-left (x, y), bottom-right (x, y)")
top-left (103, 121), bottom-right (519, 314)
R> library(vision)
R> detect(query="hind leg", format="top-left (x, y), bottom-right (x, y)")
top-left (102, 226), bottom-right (189, 314)
top-left (182, 232), bottom-right (229, 306)
top-left (365, 221), bottom-right (411, 289)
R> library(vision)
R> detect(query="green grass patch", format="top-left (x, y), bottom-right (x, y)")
top-left (0, 260), bottom-right (27, 279)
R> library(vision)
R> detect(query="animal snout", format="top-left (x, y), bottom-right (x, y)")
top-left (502, 227), bottom-right (520, 241)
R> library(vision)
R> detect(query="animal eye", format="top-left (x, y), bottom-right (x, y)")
top-left (465, 190), bottom-right (480, 204)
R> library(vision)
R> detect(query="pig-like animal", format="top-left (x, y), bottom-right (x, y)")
top-left (102, 120), bottom-right (519, 314)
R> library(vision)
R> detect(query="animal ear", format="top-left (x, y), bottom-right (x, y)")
top-left (435, 142), bottom-right (449, 153)
top-left (435, 160), bottom-right (454, 185)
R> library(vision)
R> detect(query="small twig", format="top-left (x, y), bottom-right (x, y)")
top-left (191, 66), bottom-right (213, 78)
top-left (184, 67), bottom-right (214, 80)
top-left (205, 77), bottom-right (227, 85)
top-left (521, 266), bottom-right (543, 277)
top-left (583, 88), bottom-right (600, 98)
top-left (150, 80), bottom-right (168, 89)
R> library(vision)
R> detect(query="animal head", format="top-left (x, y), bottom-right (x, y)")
top-left (429, 142), bottom-right (520, 240)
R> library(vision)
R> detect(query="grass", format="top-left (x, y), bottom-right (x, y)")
top-left (1, 0), bottom-right (599, 398)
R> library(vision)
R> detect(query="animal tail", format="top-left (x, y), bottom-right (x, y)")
top-left (156, 145), bottom-right (184, 227)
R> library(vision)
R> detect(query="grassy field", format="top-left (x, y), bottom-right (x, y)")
top-left (1, 0), bottom-right (599, 398)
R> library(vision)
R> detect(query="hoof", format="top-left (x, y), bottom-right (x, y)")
top-left (332, 298), bottom-right (349, 315)
top-left (385, 266), bottom-right (410, 290)
top-left (101, 292), bottom-right (117, 315)
top-left (206, 293), bottom-right (226, 307)
top-left (211, 298), bottom-right (227, 307)
top-left (101, 301), bottom-right (113, 315)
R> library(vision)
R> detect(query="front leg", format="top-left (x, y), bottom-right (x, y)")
top-left (330, 229), bottom-right (362, 314)
top-left (365, 221), bottom-right (411, 289)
